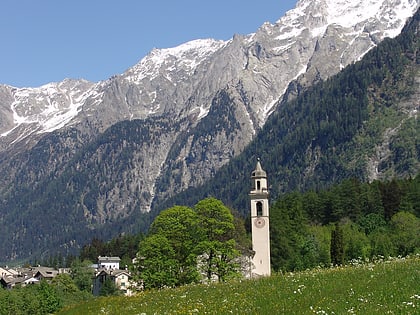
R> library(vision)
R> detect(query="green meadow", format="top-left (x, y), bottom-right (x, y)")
top-left (59, 256), bottom-right (419, 315)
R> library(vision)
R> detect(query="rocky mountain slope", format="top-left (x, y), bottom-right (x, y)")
top-left (0, 0), bottom-right (418, 262)
top-left (159, 9), bottom-right (419, 216)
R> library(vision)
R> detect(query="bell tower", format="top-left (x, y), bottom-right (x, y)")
top-left (249, 159), bottom-right (271, 276)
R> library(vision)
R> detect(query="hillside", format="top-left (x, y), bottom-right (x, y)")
top-left (57, 256), bottom-right (420, 315)
top-left (155, 7), bottom-right (420, 216)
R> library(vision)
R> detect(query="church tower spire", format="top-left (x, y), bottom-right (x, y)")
top-left (249, 158), bottom-right (271, 276)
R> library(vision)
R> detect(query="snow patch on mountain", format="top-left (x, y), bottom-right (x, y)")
top-left (325, 0), bottom-right (382, 27)
top-left (1, 79), bottom-right (96, 137)
top-left (323, 0), bottom-right (419, 38)
top-left (275, 0), bottom-right (419, 41)
top-left (124, 39), bottom-right (227, 84)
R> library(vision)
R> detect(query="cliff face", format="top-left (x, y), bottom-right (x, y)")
top-left (0, 0), bottom-right (418, 262)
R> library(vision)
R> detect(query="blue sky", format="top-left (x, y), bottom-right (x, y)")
top-left (1, 1), bottom-right (296, 88)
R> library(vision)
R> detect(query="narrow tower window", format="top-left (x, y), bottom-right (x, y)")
top-left (257, 180), bottom-right (261, 190)
top-left (256, 201), bottom-right (263, 216)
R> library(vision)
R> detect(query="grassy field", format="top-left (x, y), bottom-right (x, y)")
top-left (58, 256), bottom-right (419, 314)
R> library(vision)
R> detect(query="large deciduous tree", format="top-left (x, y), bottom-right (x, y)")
top-left (133, 199), bottom-right (243, 289)
top-left (390, 211), bottom-right (420, 256)
top-left (70, 259), bottom-right (94, 292)
top-left (134, 234), bottom-right (180, 289)
top-left (137, 205), bottom-right (200, 287)
top-left (194, 197), bottom-right (240, 282)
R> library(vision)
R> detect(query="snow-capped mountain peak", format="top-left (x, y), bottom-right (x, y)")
top-left (1, 79), bottom-right (97, 140)
top-left (324, 0), bottom-right (418, 36)
top-left (124, 38), bottom-right (227, 84)
top-left (273, 0), bottom-right (418, 39)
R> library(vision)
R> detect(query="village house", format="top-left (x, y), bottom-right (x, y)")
top-left (0, 266), bottom-right (38, 289)
top-left (92, 256), bottom-right (134, 296)
top-left (0, 276), bottom-right (26, 289)
top-left (0, 265), bottom-right (66, 289)
top-left (0, 267), bottom-right (18, 278)
top-left (97, 256), bottom-right (121, 270)
top-left (92, 268), bottom-right (132, 296)
top-left (33, 266), bottom-right (59, 281)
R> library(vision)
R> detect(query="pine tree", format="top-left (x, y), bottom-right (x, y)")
top-left (330, 223), bottom-right (344, 265)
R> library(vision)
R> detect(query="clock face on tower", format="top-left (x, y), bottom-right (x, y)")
top-left (254, 217), bottom-right (266, 228)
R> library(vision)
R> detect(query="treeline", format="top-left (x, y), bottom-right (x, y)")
top-left (270, 175), bottom-right (420, 271)
top-left (85, 175), bottom-right (420, 278)
top-left (43, 175), bottom-right (420, 274)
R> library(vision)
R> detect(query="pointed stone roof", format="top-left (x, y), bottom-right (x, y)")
top-left (251, 158), bottom-right (266, 178)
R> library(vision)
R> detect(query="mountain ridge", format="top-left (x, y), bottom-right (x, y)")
top-left (1, 0), bottom-right (417, 144)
